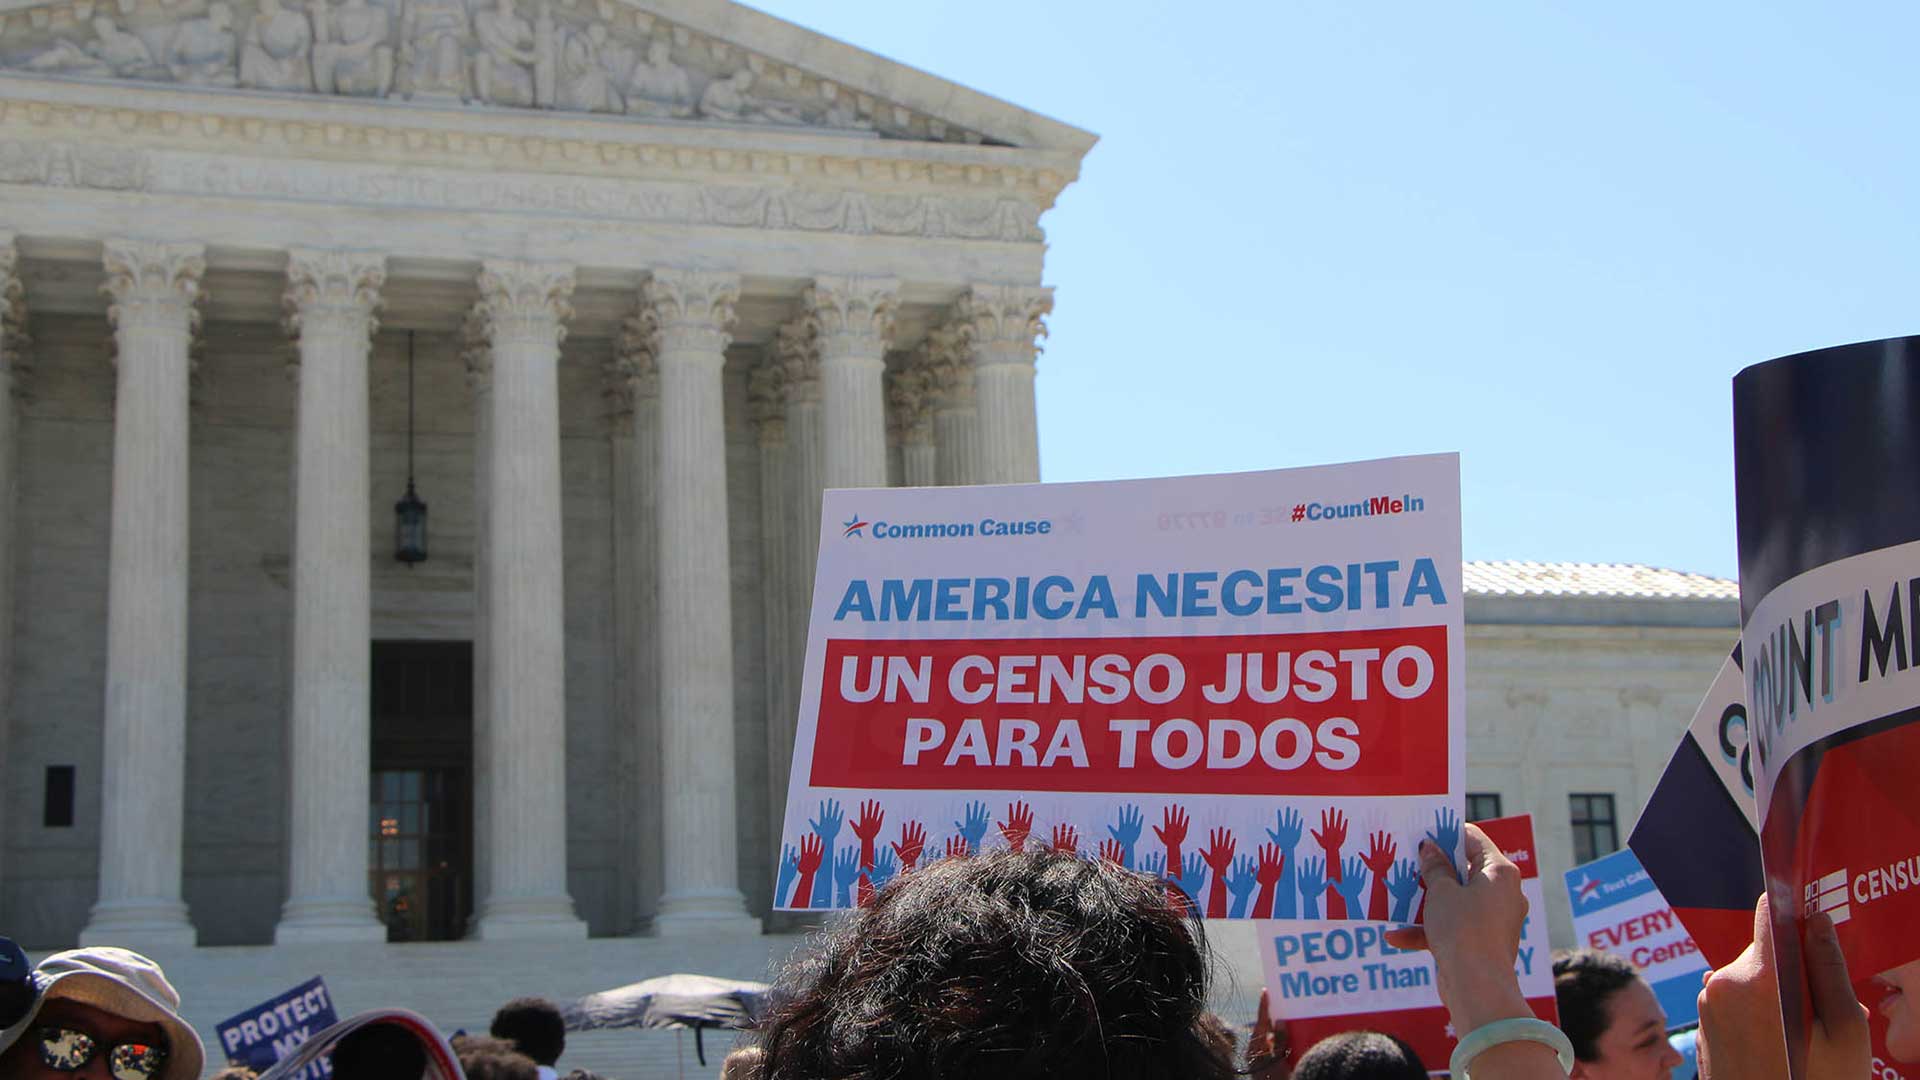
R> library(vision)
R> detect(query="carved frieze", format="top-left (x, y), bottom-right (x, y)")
top-left (0, 0), bottom-right (994, 144)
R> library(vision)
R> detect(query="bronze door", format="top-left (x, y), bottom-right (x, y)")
top-left (370, 641), bottom-right (474, 942)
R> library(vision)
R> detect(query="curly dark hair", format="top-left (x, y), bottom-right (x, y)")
top-left (754, 848), bottom-right (1234, 1080)
top-left (490, 997), bottom-right (566, 1067)
top-left (1291, 1031), bottom-right (1426, 1079)
top-left (1551, 948), bottom-right (1642, 1061)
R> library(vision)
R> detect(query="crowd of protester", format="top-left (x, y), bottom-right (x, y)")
top-left (0, 824), bottom-right (1874, 1078)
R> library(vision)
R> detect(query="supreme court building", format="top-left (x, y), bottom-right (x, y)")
top-left (0, 0), bottom-right (1093, 952)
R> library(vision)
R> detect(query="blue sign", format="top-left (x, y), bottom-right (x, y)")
top-left (215, 977), bottom-right (337, 1078)
top-left (1563, 849), bottom-right (1708, 1030)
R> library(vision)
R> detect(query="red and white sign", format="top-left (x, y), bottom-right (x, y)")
top-left (1259, 815), bottom-right (1559, 1075)
top-left (773, 455), bottom-right (1464, 916)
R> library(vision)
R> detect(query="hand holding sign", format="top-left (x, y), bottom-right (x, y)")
top-left (1696, 895), bottom-right (1869, 1080)
top-left (1385, 826), bottom-right (1532, 1035)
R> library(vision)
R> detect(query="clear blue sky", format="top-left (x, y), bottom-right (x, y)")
top-left (757, 1), bottom-right (1920, 580)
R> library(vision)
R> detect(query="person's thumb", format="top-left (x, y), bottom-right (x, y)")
top-left (1804, 911), bottom-right (1867, 1038)
top-left (1416, 838), bottom-right (1459, 893)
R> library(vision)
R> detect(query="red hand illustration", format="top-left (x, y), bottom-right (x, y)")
top-left (999, 800), bottom-right (1034, 852)
top-left (945, 835), bottom-right (970, 859)
top-left (1254, 843), bottom-right (1285, 919)
top-left (794, 834), bottom-right (824, 909)
top-left (850, 799), bottom-right (885, 869)
top-left (1312, 809), bottom-right (1349, 917)
top-left (1201, 827), bottom-right (1236, 919)
top-left (1049, 823), bottom-right (1079, 855)
top-left (891, 820), bottom-right (927, 871)
top-left (1363, 831), bottom-right (1397, 921)
top-left (1098, 838), bottom-right (1125, 865)
top-left (1154, 805), bottom-right (1190, 872)
top-left (856, 874), bottom-right (873, 908)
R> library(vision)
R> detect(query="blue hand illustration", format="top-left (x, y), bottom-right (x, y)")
top-left (1387, 858), bottom-right (1422, 922)
top-left (867, 847), bottom-right (898, 893)
top-left (1427, 809), bottom-right (1462, 867)
top-left (1269, 807), bottom-right (1305, 919)
top-left (1335, 856), bottom-right (1368, 918)
top-left (955, 800), bottom-right (991, 855)
top-left (1296, 856), bottom-right (1326, 919)
top-left (1225, 854), bottom-right (1258, 918)
top-left (1139, 851), bottom-right (1167, 880)
top-left (775, 844), bottom-right (799, 906)
top-left (1108, 803), bottom-right (1144, 869)
top-left (809, 799), bottom-right (844, 906)
top-left (1172, 851), bottom-right (1206, 908)
top-left (832, 843), bottom-right (861, 907)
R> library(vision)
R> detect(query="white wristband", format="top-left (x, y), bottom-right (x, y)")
top-left (1449, 1017), bottom-right (1575, 1078)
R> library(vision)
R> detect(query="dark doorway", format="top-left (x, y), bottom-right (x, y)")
top-left (370, 641), bottom-right (474, 942)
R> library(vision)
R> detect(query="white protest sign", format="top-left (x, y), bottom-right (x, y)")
top-left (774, 455), bottom-right (1463, 917)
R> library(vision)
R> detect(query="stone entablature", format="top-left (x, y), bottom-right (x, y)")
top-left (0, 0), bottom-right (997, 146)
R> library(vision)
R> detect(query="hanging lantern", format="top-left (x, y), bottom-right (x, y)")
top-left (394, 331), bottom-right (428, 565)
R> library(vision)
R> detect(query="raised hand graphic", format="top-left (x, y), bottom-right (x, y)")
top-left (850, 799), bottom-right (885, 869)
top-left (1172, 851), bottom-right (1207, 916)
top-left (1049, 823), bottom-right (1080, 855)
top-left (1108, 803), bottom-right (1144, 869)
top-left (1254, 843), bottom-right (1285, 919)
top-left (1334, 856), bottom-right (1368, 918)
top-left (1387, 857), bottom-right (1422, 922)
top-left (776, 845), bottom-right (800, 908)
top-left (1313, 809), bottom-right (1350, 917)
top-left (998, 800), bottom-right (1034, 852)
top-left (944, 834), bottom-right (970, 860)
top-left (1225, 854), bottom-right (1259, 918)
top-left (956, 800), bottom-right (991, 855)
top-left (1267, 807), bottom-right (1305, 918)
top-left (808, 799), bottom-right (844, 907)
top-left (1427, 809), bottom-right (1462, 864)
top-left (891, 820), bottom-right (927, 871)
top-left (1097, 838), bottom-right (1125, 865)
top-left (794, 834), bottom-right (824, 910)
top-left (832, 843), bottom-right (861, 908)
top-left (1296, 856), bottom-right (1326, 919)
top-left (1362, 831), bottom-right (1397, 921)
top-left (859, 846), bottom-right (898, 906)
top-left (1139, 851), bottom-right (1167, 880)
top-left (1201, 827), bottom-right (1236, 919)
top-left (1154, 804), bottom-right (1190, 871)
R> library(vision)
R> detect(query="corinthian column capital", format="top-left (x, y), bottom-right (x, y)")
top-left (461, 304), bottom-right (493, 392)
top-left (748, 354), bottom-right (787, 446)
top-left (604, 314), bottom-right (660, 427)
top-left (638, 269), bottom-right (739, 356)
top-left (0, 236), bottom-right (31, 388)
top-left (888, 356), bottom-right (934, 447)
top-left (283, 249), bottom-right (386, 341)
top-left (775, 317), bottom-right (820, 405)
top-left (919, 322), bottom-right (973, 410)
top-left (803, 275), bottom-right (898, 360)
top-left (101, 240), bottom-right (206, 334)
top-left (477, 260), bottom-right (575, 349)
top-left (958, 283), bottom-right (1053, 366)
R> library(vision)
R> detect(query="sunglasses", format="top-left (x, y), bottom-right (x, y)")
top-left (36, 1025), bottom-right (168, 1080)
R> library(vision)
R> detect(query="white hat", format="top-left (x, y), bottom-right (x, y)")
top-left (0, 947), bottom-right (205, 1080)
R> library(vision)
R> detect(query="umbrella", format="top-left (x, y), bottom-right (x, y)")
top-left (560, 973), bottom-right (771, 1068)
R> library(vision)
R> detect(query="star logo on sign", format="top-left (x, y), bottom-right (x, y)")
top-left (1574, 874), bottom-right (1601, 902)
top-left (1444, 1022), bottom-right (1457, 1040)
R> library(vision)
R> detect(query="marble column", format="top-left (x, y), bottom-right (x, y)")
top-left (462, 307), bottom-right (495, 928)
top-left (747, 357), bottom-right (793, 847)
top-left (276, 249), bottom-right (387, 943)
top-left (0, 239), bottom-right (25, 912)
top-left (805, 276), bottom-right (896, 490)
top-left (960, 285), bottom-right (1054, 485)
top-left (81, 239), bottom-right (204, 948)
top-left (777, 319), bottom-right (824, 777)
top-left (607, 321), bottom-right (663, 931)
top-left (642, 268), bottom-right (757, 933)
top-left (890, 350), bottom-right (938, 488)
top-left (922, 323), bottom-right (979, 486)
top-left (472, 260), bottom-right (586, 940)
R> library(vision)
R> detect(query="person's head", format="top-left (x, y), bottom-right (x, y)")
top-left (755, 847), bottom-right (1233, 1080)
top-left (1291, 1031), bottom-right (1426, 1080)
top-left (1876, 957), bottom-right (1920, 1060)
top-left (332, 1020), bottom-right (430, 1080)
top-left (210, 1067), bottom-right (259, 1080)
top-left (0, 947), bottom-right (205, 1080)
top-left (453, 1036), bottom-right (539, 1080)
top-left (489, 997), bottom-right (564, 1067)
top-left (1553, 949), bottom-right (1683, 1080)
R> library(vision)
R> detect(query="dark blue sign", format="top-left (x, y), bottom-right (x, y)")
top-left (215, 977), bottom-right (337, 1078)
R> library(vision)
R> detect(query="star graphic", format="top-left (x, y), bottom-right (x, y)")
top-left (843, 515), bottom-right (861, 531)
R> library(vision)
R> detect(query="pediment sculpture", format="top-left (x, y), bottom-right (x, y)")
top-left (0, 0), bottom-right (986, 142)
